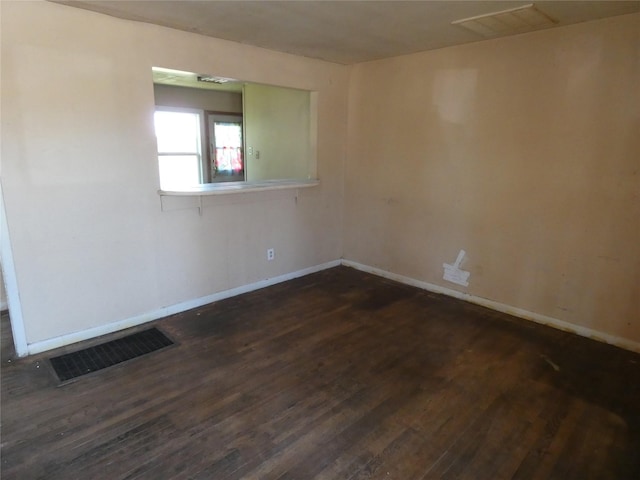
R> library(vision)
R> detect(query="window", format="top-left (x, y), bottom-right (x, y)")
top-left (154, 109), bottom-right (204, 190)
top-left (209, 114), bottom-right (244, 183)
top-left (154, 109), bottom-right (245, 189)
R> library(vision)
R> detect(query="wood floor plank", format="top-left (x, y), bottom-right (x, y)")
top-left (2, 266), bottom-right (639, 479)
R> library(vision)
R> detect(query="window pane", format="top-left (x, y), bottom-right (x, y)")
top-left (214, 122), bottom-right (242, 148)
top-left (154, 111), bottom-right (200, 153)
top-left (214, 122), bottom-right (243, 174)
top-left (158, 155), bottom-right (200, 189)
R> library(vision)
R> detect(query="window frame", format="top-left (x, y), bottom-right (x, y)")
top-left (207, 111), bottom-right (244, 183)
top-left (155, 106), bottom-right (250, 187)
top-left (154, 106), bottom-right (208, 187)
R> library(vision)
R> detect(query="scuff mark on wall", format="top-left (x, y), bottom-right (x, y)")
top-left (443, 249), bottom-right (470, 287)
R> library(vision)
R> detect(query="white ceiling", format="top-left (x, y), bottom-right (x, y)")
top-left (51, 1), bottom-right (640, 64)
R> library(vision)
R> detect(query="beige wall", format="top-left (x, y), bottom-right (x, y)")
top-left (345, 13), bottom-right (640, 344)
top-left (244, 83), bottom-right (312, 181)
top-left (153, 84), bottom-right (243, 113)
top-left (2, 1), bottom-right (638, 352)
top-left (1, 1), bottom-right (349, 345)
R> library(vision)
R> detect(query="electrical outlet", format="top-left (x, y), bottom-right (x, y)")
top-left (267, 248), bottom-right (275, 261)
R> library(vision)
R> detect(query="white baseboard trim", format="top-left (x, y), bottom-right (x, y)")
top-left (27, 259), bottom-right (341, 355)
top-left (1, 181), bottom-right (29, 357)
top-left (0, 301), bottom-right (7, 312)
top-left (23, 258), bottom-right (640, 356)
top-left (342, 260), bottom-right (640, 354)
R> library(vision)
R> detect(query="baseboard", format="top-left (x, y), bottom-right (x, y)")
top-left (27, 259), bottom-right (341, 355)
top-left (342, 260), bottom-right (640, 354)
top-left (0, 301), bottom-right (8, 312)
top-left (23, 258), bottom-right (640, 356)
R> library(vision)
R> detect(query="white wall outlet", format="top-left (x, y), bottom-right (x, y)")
top-left (267, 248), bottom-right (275, 261)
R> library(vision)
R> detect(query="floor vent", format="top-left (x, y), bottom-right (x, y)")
top-left (50, 328), bottom-right (174, 382)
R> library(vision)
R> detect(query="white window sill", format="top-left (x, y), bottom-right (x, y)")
top-left (158, 179), bottom-right (319, 196)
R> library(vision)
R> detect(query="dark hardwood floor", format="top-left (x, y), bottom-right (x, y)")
top-left (2, 266), bottom-right (639, 479)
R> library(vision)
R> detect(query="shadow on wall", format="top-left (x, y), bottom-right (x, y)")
top-left (0, 268), bottom-right (7, 311)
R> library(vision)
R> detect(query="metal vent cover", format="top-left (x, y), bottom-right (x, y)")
top-left (452, 4), bottom-right (557, 38)
top-left (49, 327), bottom-right (174, 383)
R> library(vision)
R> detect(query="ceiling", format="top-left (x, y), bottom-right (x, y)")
top-left (51, 1), bottom-right (640, 64)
